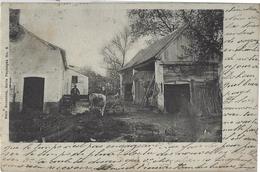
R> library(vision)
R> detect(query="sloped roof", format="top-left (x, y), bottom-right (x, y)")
top-left (22, 26), bottom-right (68, 69)
top-left (121, 25), bottom-right (188, 71)
top-left (68, 65), bottom-right (88, 77)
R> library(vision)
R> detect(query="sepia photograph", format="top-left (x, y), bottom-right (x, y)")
top-left (9, 7), bottom-right (223, 143)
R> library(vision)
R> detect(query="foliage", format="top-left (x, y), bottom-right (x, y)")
top-left (181, 10), bottom-right (223, 62)
top-left (127, 9), bottom-right (223, 62)
top-left (79, 66), bottom-right (109, 94)
top-left (80, 66), bottom-right (120, 95)
top-left (128, 9), bottom-right (183, 38)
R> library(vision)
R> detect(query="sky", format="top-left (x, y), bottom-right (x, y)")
top-left (20, 8), bottom-right (147, 76)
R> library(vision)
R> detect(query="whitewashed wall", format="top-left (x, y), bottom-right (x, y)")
top-left (63, 69), bottom-right (88, 95)
top-left (9, 29), bottom-right (65, 111)
top-left (154, 60), bottom-right (164, 111)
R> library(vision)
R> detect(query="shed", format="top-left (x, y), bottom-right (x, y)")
top-left (120, 25), bottom-right (221, 114)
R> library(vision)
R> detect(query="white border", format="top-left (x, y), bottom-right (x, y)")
top-left (0, 0), bottom-right (260, 3)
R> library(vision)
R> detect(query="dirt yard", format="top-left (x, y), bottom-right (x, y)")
top-left (109, 103), bottom-right (222, 142)
top-left (10, 100), bottom-right (222, 142)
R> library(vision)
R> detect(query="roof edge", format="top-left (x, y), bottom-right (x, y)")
top-left (67, 65), bottom-right (88, 77)
top-left (121, 24), bottom-right (189, 71)
top-left (21, 25), bottom-right (68, 69)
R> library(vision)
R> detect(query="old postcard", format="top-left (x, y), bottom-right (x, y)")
top-left (0, 2), bottom-right (259, 172)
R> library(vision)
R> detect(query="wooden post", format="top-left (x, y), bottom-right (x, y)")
top-left (155, 60), bottom-right (164, 112)
top-left (119, 73), bottom-right (123, 98)
top-left (132, 69), bottom-right (136, 103)
top-left (190, 79), bottom-right (194, 105)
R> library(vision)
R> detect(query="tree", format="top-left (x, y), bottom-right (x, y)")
top-left (102, 27), bottom-right (133, 69)
top-left (79, 66), bottom-right (109, 94)
top-left (128, 9), bottom-right (182, 38)
top-left (128, 9), bottom-right (223, 62)
top-left (128, 9), bottom-right (223, 97)
top-left (179, 10), bottom-right (223, 62)
top-left (101, 27), bottom-right (133, 94)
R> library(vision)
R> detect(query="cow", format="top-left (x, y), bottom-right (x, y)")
top-left (88, 93), bottom-right (106, 116)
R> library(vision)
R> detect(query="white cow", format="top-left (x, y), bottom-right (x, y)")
top-left (89, 93), bottom-right (106, 116)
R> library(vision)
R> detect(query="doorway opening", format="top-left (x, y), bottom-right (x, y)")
top-left (164, 84), bottom-right (190, 113)
top-left (22, 77), bottom-right (44, 111)
top-left (124, 84), bottom-right (133, 101)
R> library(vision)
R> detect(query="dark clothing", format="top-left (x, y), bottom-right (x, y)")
top-left (71, 87), bottom-right (80, 95)
top-left (71, 87), bottom-right (80, 106)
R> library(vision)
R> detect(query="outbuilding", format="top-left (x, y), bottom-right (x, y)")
top-left (120, 25), bottom-right (221, 114)
top-left (9, 9), bottom-right (88, 113)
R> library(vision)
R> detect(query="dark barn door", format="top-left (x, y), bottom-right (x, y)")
top-left (124, 84), bottom-right (133, 101)
top-left (164, 84), bottom-right (190, 113)
top-left (23, 77), bottom-right (44, 111)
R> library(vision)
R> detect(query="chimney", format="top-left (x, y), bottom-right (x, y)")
top-left (9, 9), bottom-right (21, 41)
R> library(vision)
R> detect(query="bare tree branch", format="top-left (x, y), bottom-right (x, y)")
top-left (101, 27), bottom-right (133, 81)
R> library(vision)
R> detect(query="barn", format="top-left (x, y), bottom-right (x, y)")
top-left (9, 9), bottom-right (88, 113)
top-left (120, 25), bottom-right (222, 114)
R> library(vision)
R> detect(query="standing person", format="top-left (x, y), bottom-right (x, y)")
top-left (71, 85), bottom-right (80, 106)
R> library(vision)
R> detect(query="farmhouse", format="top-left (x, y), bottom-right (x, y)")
top-left (9, 9), bottom-right (88, 113)
top-left (120, 25), bottom-right (222, 114)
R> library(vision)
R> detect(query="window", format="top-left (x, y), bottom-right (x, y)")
top-left (72, 76), bottom-right (78, 83)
